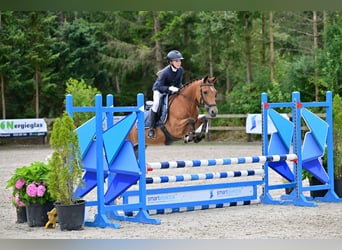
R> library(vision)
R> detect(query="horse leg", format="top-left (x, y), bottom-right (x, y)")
top-left (184, 118), bottom-right (196, 143)
top-left (194, 116), bottom-right (208, 143)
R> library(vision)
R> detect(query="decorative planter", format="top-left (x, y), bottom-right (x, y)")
top-left (285, 187), bottom-right (294, 195)
top-left (334, 178), bottom-right (342, 198)
top-left (55, 200), bottom-right (85, 231)
top-left (309, 178), bottom-right (328, 198)
top-left (26, 202), bottom-right (54, 227)
top-left (16, 206), bottom-right (27, 223)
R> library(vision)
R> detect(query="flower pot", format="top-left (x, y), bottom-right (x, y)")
top-left (334, 178), bottom-right (342, 198)
top-left (309, 178), bottom-right (328, 198)
top-left (16, 206), bottom-right (27, 223)
top-left (26, 202), bottom-right (54, 227)
top-left (55, 200), bottom-right (85, 231)
top-left (285, 187), bottom-right (294, 195)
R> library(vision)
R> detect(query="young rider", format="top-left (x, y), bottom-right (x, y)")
top-left (148, 50), bottom-right (184, 138)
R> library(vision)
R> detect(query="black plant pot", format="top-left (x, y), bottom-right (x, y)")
top-left (26, 202), bottom-right (54, 227)
top-left (55, 200), bottom-right (85, 231)
top-left (285, 187), bottom-right (294, 195)
top-left (16, 206), bottom-right (27, 223)
top-left (334, 178), bottom-right (342, 198)
top-left (309, 178), bottom-right (328, 198)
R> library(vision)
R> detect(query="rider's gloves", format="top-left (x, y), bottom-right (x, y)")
top-left (168, 86), bottom-right (179, 93)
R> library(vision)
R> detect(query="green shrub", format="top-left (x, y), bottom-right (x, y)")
top-left (47, 112), bottom-right (83, 205)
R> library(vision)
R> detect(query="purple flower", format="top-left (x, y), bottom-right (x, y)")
top-left (26, 182), bottom-right (38, 197)
top-left (15, 178), bottom-right (25, 189)
top-left (36, 184), bottom-right (46, 197)
top-left (15, 193), bottom-right (25, 207)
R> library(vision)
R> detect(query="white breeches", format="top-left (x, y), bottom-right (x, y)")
top-left (152, 90), bottom-right (163, 112)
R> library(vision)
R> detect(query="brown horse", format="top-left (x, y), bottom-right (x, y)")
top-left (127, 76), bottom-right (218, 146)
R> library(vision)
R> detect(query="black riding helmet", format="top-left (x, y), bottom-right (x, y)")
top-left (167, 50), bottom-right (184, 62)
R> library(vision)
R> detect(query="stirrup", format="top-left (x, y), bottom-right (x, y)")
top-left (148, 128), bottom-right (156, 138)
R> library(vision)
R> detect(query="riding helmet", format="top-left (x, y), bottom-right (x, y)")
top-left (166, 50), bottom-right (184, 62)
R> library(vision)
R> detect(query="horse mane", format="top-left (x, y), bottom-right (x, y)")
top-left (168, 78), bottom-right (201, 105)
top-left (181, 78), bottom-right (202, 89)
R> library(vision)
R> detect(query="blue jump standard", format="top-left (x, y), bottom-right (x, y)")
top-left (64, 91), bottom-right (342, 229)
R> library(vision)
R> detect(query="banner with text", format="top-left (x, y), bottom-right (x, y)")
top-left (0, 119), bottom-right (47, 137)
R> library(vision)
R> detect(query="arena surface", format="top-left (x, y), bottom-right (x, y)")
top-left (1, 143), bottom-right (342, 239)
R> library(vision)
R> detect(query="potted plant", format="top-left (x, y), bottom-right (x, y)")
top-left (281, 178), bottom-right (293, 195)
top-left (6, 166), bottom-right (28, 223)
top-left (332, 93), bottom-right (342, 197)
top-left (6, 161), bottom-right (55, 226)
top-left (47, 112), bottom-right (85, 231)
top-left (303, 168), bottom-right (328, 198)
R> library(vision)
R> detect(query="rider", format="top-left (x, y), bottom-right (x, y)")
top-left (148, 50), bottom-right (184, 138)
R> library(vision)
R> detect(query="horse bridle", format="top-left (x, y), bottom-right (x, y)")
top-left (199, 80), bottom-right (217, 109)
top-left (176, 78), bottom-right (217, 109)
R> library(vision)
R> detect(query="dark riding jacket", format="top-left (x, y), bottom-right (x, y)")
top-left (152, 65), bottom-right (184, 94)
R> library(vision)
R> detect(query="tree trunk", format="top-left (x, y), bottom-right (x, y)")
top-left (225, 65), bottom-right (231, 92)
top-left (209, 36), bottom-right (213, 77)
top-left (323, 10), bottom-right (328, 38)
top-left (153, 11), bottom-right (163, 72)
top-left (313, 10), bottom-right (319, 102)
top-left (244, 12), bottom-right (253, 83)
top-left (225, 33), bottom-right (231, 92)
top-left (34, 69), bottom-right (40, 118)
top-left (115, 74), bottom-right (120, 93)
top-left (0, 12), bottom-right (5, 119)
top-left (1, 73), bottom-right (5, 119)
top-left (183, 17), bottom-right (190, 83)
top-left (261, 12), bottom-right (266, 65)
top-left (269, 11), bottom-right (275, 82)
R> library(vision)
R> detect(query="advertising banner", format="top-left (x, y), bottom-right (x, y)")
top-left (0, 119), bottom-right (47, 138)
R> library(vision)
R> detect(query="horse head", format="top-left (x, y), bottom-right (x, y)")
top-left (199, 76), bottom-right (218, 117)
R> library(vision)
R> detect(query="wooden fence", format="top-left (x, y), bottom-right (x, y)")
top-left (206, 113), bottom-right (326, 142)
top-left (206, 114), bottom-right (248, 141)
top-left (42, 113), bottom-right (327, 143)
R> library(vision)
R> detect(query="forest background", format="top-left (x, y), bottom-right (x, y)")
top-left (0, 11), bottom-right (341, 121)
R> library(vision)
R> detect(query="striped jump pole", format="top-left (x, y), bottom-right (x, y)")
top-left (122, 154), bottom-right (297, 215)
top-left (147, 153), bottom-right (297, 170)
top-left (145, 199), bottom-right (261, 215)
top-left (146, 169), bottom-right (265, 184)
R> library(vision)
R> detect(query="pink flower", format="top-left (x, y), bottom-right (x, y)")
top-left (15, 193), bottom-right (25, 207)
top-left (15, 178), bottom-right (25, 189)
top-left (36, 184), bottom-right (46, 197)
top-left (26, 182), bottom-right (38, 197)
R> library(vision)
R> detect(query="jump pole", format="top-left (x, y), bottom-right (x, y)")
top-left (121, 154), bottom-right (297, 215)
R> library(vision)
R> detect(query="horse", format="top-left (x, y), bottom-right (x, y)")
top-left (127, 76), bottom-right (218, 146)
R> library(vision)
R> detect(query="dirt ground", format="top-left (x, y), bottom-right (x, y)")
top-left (1, 142), bottom-right (342, 239)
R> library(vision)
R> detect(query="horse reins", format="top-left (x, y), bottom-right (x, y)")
top-left (199, 82), bottom-right (217, 109)
top-left (177, 79), bottom-right (217, 109)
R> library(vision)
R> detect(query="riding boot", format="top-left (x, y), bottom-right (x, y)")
top-left (148, 110), bottom-right (158, 138)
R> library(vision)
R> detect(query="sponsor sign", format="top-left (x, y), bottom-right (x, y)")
top-left (0, 119), bottom-right (47, 138)
top-left (127, 186), bottom-right (254, 205)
